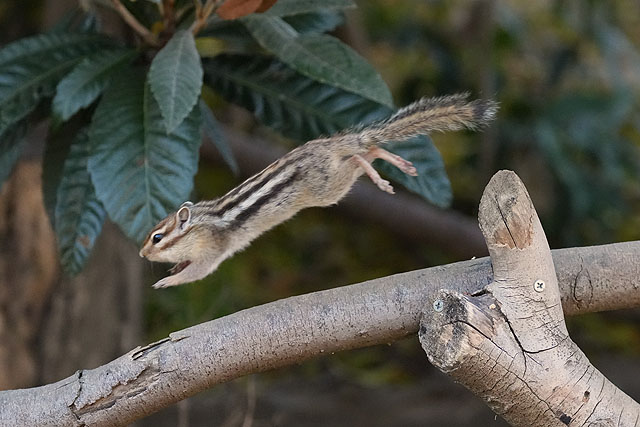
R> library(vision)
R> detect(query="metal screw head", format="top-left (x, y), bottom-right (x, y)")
top-left (433, 299), bottom-right (444, 312)
top-left (534, 279), bottom-right (546, 292)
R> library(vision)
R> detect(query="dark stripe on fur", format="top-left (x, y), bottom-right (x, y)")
top-left (231, 168), bottom-right (300, 228)
top-left (212, 152), bottom-right (310, 215)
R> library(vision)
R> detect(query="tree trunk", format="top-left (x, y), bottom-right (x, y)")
top-left (0, 161), bottom-right (59, 389)
top-left (39, 220), bottom-right (143, 385)
top-left (0, 156), bottom-right (143, 390)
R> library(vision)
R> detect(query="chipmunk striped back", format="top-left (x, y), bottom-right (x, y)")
top-left (140, 93), bottom-right (499, 288)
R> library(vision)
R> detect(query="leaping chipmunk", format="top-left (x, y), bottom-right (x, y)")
top-left (140, 93), bottom-right (498, 288)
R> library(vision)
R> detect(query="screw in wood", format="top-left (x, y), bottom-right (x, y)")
top-left (433, 299), bottom-right (444, 312)
top-left (534, 279), bottom-right (546, 292)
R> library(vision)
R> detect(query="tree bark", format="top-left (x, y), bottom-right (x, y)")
top-left (0, 161), bottom-right (59, 389)
top-left (38, 221), bottom-right (143, 385)
top-left (0, 158), bottom-right (144, 391)
top-left (0, 234), bottom-right (638, 425)
top-left (419, 170), bottom-right (639, 425)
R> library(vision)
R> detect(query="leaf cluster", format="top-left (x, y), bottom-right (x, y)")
top-left (0, 0), bottom-right (452, 276)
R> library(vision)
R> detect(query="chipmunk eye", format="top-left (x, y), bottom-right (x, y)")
top-left (152, 233), bottom-right (164, 244)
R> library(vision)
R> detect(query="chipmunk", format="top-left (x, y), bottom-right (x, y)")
top-left (140, 93), bottom-right (498, 288)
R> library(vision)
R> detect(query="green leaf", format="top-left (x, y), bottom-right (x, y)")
top-left (200, 20), bottom-right (255, 45)
top-left (375, 137), bottom-right (452, 208)
top-left (148, 30), bottom-right (203, 133)
top-left (203, 54), bottom-right (386, 139)
top-left (204, 54), bottom-right (451, 207)
top-left (0, 120), bottom-right (28, 185)
top-left (0, 32), bottom-right (113, 131)
top-left (53, 48), bottom-right (137, 121)
top-left (242, 15), bottom-right (393, 107)
top-left (42, 124), bottom-right (75, 227)
top-left (199, 11), bottom-right (343, 55)
top-left (89, 68), bottom-right (202, 242)
top-left (264, 0), bottom-right (355, 17)
top-left (49, 8), bottom-right (99, 33)
top-left (195, 37), bottom-right (226, 58)
top-left (54, 129), bottom-right (107, 275)
top-left (285, 11), bottom-right (344, 35)
top-left (199, 99), bottom-right (239, 175)
top-left (49, 8), bottom-right (84, 33)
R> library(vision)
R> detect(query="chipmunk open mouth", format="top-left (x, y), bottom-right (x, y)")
top-left (170, 260), bottom-right (191, 275)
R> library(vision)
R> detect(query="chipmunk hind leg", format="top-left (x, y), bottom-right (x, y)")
top-left (351, 147), bottom-right (418, 194)
top-left (363, 147), bottom-right (418, 176)
top-left (351, 154), bottom-right (394, 194)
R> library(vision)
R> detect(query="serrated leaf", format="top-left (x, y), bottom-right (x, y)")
top-left (242, 15), bottom-right (393, 107)
top-left (195, 37), bottom-right (226, 57)
top-left (203, 54), bottom-right (386, 139)
top-left (0, 120), bottom-right (28, 186)
top-left (285, 11), bottom-right (344, 34)
top-left (149, 30), bottom-right (202, 134)
top-left (264, 0), bottom-right (355, 17)
top-left (42, 124), bottom-right (75, 228)
top-left (375, 137), bottom-right (452, 208)
top-left (49, 8), bottom-right (99, 33)
top-left (0, 32), bottom-right (114, 130)
top-left (49, 8), bottom-right (84, 33)
top-left (89, 68), bottom-right (202, 242)
top-left (53, 48), bottom-right (137, 121)
top-left (199, 99), bottom-right (239, 175)
top-left (199, 11), bottom-right (342, 53)
top-left (204, 54), bottom-right (451, 206)
top-left (54, 129), bottom-right (107, 275)
top-left (199, 21), bottom-right (261, 55)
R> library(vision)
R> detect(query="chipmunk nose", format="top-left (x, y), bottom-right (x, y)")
top-left (139, 249), bottom-right (146, 258)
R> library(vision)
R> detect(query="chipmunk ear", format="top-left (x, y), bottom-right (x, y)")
top-left (176, 204), bottom-right (192, 230)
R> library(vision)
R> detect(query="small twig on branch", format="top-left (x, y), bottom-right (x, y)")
top-left (193, 0), bottom-right (203, 20)
top-left (162, 0), bottom-right (176, 34)
top-left (190, 0), bottom-right (222, 36)
top-left (110, 0), bottom-right (159, 46)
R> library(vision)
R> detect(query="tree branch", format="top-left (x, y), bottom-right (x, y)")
top-left (419, 171), bottom-right (640, 425)
top-left (190, 0), bottom-right (221, 36)
top-left (110, 0), bottom-right (159, 46)
top-left (0, 238), bottom-right (638, 425)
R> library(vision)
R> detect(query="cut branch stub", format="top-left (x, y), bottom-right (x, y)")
top-left (420, 290), bottom-right (534, 418)
top-left (420, 289), bottom-right (507, 373)
top-left (420, 170), bottom-right (640, 426)
top-left (420, 288), bottom-right (640, 426)
top-left (478, 170), bottom-right (566, 352)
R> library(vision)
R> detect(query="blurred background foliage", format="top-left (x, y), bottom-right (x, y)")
top-left (1, 0), bottom-right (640, 423)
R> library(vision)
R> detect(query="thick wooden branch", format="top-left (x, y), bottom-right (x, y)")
top-left (419, 171), bottom-right (640, 426)
top-left (0, 237), bottom-right (638, 425)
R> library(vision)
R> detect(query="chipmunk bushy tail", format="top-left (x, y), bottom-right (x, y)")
top-left (356, 93), bottom-right (498, 148)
